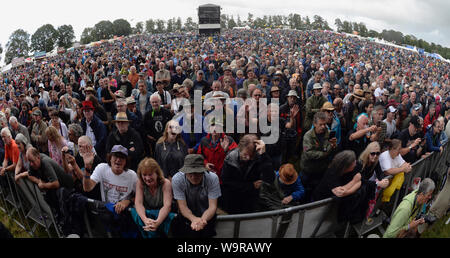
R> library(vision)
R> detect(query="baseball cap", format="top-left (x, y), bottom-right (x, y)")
top-left (388, 106), bottom-right (397, 113)
top-left (111, 145), bottom-right (128, 157)
top-left (412, 104), bottom-right (421, 111)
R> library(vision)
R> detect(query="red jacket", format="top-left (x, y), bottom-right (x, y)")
top-left (423, 112), bottom-right (437, 134)
top-left (197, 133), bottom-right (237, 184)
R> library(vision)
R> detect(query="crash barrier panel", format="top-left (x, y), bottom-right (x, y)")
top-left (0, 143), bottom-right (449, 238)
top-left (213, 142), bottom-right (450, 238)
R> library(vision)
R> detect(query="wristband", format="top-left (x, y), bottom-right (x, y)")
top-left (84, 175), bottom-right (90, 179)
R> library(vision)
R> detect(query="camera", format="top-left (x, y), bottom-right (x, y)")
top-left (415, 213), bottom-right (437, 225)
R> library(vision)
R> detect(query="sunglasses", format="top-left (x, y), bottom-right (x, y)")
top-left (370, 152), bottom-right (381, 156)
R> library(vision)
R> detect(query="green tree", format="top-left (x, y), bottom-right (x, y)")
top-left (220, 14), bottom-right (228, 29)
top-left (184, 17), bottom-right (197, 31)
top-left (93, 20), bottom-right (114, 40)
top-left (56, 25), bottom-right (75, 49)
top-left (237, 15), bottom-right (243, 27)
top-left (358, 23), bottom-right (368, 37)
top-left (113, 19), bottom-right (132, 37)
top-left (335, 18), bottom-right (343, 32)
top-left (289, 13), bottom-right (302, 30)
top-left (0, 44), bottom-right (3, 63)
top-left (247, 13), bottom-right (254, 27)
top-left (146, 19), bottom-right (156, 34)
top-left (166, 18), bottom-right (174, 33)
top-left (368, 29), bottom-right (379, 38)
top-left (381, 29), bottom-right (404, 44)
top-left (342, 21), bottom-right (352, 33)
top-left (80, 27), bottom-right (94, 44)
top-left (228, 16), bottom-right (237, 29)
top-left (175, 17), bottom-right (182, 31)
top-left (155, 19), bottom-right (165, 33)
top-left (133, 22), bottom-right (144, 34)
top-left (303, 16), bottom-right (311, 30)
top-left (312, 15), bottom-right (324, 30)
top-left (31, 24), bottom-right (58, 52)
top-left (5, 29), bottom-right (30, 64)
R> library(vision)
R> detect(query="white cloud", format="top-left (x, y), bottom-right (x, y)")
top-left (1, 0), bottom-right (449, 65)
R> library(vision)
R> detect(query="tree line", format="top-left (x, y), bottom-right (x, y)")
top-left (2, 13), bottom-right (450, 65)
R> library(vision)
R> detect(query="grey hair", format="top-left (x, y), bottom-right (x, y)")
top-left (150, 93), bottom-right (162, 102)
top-left (9, 116), bottom-right (18, 124)
top-left (68, 123), bottom-right (83, 138)
top-left (313, 112), bottom-right (328, 124)
top-left (1, 127), bottom-right (12, 138)
top-left (78, 135), bottom-right (93, 147)
top-left (418, 178), bottom-right (435, 194)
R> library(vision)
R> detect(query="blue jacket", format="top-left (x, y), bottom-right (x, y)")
top-left (81, 114), bottom-right (108, 159)
top-left (425, 126), bottom-right (441, 152)
top-left (275, 171), bottom-right (305, 201)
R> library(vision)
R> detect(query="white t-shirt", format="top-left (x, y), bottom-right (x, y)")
top-left (374, 87), bottom-right (384, 98)
top-left (85, 121), bottom-right (97, 147)
top-left (379, 150), bottom-right (405, 173)
top-left (90, 163), bottom-right (137, 203)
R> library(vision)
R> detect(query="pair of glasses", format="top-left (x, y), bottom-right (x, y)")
top-left (370, 152), bottom-right (381, 156)
top-left (253, 94), bottom-right (261, 97)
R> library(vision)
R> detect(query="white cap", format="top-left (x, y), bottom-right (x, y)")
top-left (388, 106), bottom-right (397, 113)
top-left (39, 83), bottom-right (45, 88)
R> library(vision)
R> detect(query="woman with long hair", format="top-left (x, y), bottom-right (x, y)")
top-left (313, 150), bottom-right (375, 224)
top-left (154, 120), bottom-right (188, 180)
top-left (45, 126), bottom-right (70, 167)
top-left (130, 157), bottom-right (175, 238)
top-left (356, 142), bottom-right (390, 218)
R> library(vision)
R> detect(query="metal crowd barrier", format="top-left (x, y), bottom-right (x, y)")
top-left (214, 142), bottom-right (450, 238)
top-left (0, 143), bottom-right (449, 238)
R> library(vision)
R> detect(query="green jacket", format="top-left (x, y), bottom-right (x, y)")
top-left (383, 190), bottom-right (420, 238)
top-left (304, 95), bottom-right (327, 131)
top-left (300, 127), bottom-right (334, 174)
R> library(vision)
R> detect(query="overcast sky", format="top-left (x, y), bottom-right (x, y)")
top-left (1, 0), bottom-right (449, 65)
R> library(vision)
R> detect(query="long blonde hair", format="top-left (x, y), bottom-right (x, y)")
top-left (359, 141), bottom-right (381, 171)
top-left (45, 126), bottom-right (64, 146)
top-left (156, 120), bottom-right (186, 149)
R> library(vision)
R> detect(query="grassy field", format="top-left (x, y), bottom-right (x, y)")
top-left (420, 213), bottom-right (450, 238)
top-left (0, 206), bottom-right (49, 238)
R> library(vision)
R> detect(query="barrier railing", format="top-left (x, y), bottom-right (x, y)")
top-left (213, 142), bottom-right (450, 238)
top-left (0, 142), bottom-right (449, 238)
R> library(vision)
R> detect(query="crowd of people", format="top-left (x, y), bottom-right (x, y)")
top-left (0, 28), bottom-right (449, 238)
